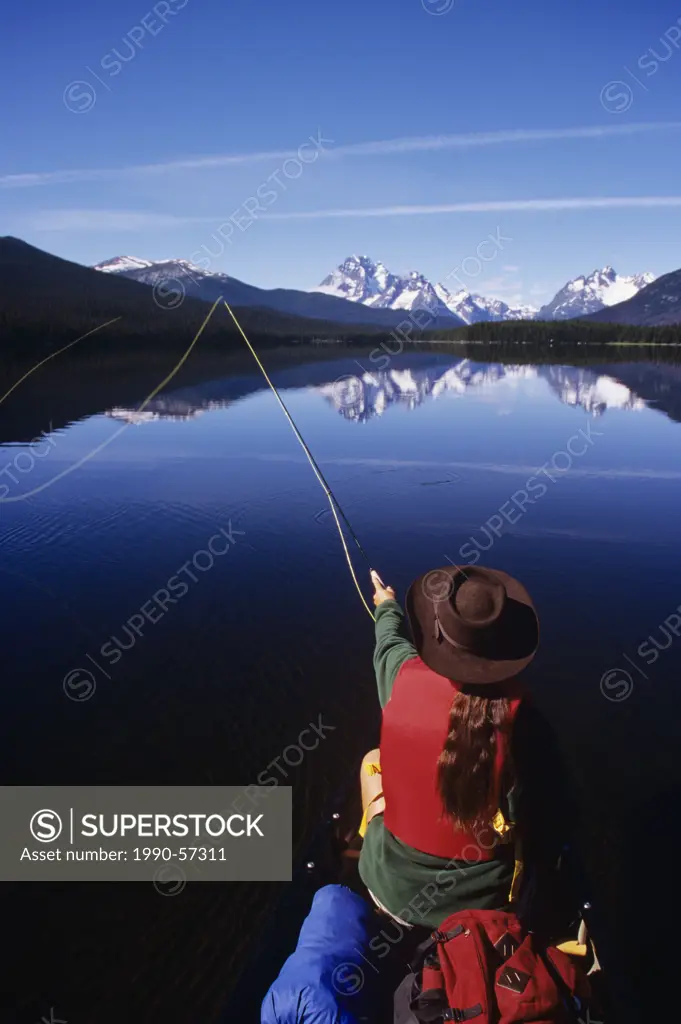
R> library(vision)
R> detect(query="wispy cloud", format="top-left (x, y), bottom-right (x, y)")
top-left (0, 151), bottom-right (302, 190)
top-left (266, 196), bottom-right (681, 219)
top-left (2, 122), bottom-right (680, 189)
top-left (327, 122), bottom-right (681, 156)
top-left (25, 196), bottom-right (681, 232)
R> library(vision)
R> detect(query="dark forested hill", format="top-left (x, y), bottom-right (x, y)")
top-left (0, 237), bottom-right (385, 354)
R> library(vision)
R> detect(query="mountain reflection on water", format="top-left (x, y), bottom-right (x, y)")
top-left (318, 361), bottom-right (645, 421)
top-left (105, 358), bottom-right (661, 426)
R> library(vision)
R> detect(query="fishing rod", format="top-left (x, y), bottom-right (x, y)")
top-left (223, 299), bottom-right (376, 620)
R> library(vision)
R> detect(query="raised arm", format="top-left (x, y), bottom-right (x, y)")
top-left (371, 570), bottom-right (417, 708)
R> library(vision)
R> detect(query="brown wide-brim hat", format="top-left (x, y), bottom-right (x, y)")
top-left (405, 564), bottom-right (539, 686)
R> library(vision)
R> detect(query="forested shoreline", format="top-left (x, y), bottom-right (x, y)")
top-left (425, 317), bottom-right (681, 345)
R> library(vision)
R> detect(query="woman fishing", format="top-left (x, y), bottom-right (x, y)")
top-left (226, 308), bottom-right (568, 931)
top-left (358, 563), bottom-right (563, 928)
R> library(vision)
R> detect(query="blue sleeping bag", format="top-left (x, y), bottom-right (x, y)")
top-left (261, 884), bottom-right (375, 1024)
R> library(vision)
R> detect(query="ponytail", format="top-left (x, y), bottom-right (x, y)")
top-left (437, 690), bottom-right (513, 830)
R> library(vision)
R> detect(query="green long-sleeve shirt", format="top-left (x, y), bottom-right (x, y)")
top-left (372, 598), bottom-right (418, 709)
top-left (358, 599), bottom-right (514, 928)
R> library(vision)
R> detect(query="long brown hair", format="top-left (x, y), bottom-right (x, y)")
top-left (437, 689), bottom-right (514, 830)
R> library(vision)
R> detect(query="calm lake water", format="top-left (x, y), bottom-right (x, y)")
top-left (1, 346), bottom-right (680, 1022)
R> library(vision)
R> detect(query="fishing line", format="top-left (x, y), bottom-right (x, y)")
top-left (0, 296), bottom-right (223, 504)
top-left (0, 316), bottom-right (121, 409)
top-left (223, 300), bottom-right (375, 620)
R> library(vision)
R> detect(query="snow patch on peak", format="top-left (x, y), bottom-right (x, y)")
top-left (315, 254), bottom-right (395, 304)
top-left (94, 255), bottom-right (155, 274)
top-left (94, 255), bottom-right (215, 279)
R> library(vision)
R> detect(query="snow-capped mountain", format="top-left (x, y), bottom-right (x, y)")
top-left (316, 256), bottom-right (536, 323)
top-left (319, 361), bottom-right (646, 423)
top-left (538, 266), bottom-right (656, 320)
top-left (316, 256), bottom-right (656, 323)
top-left (96, 255), bottom-right (157, 274)
top-left (433, 283), bottom-right (537, 324)
top-left (317, 256), bottom-right (455, 320)
top-left (315, 255), bottom-right (396, 304)
top-left (94, 256), bottom-right (217, 284)
top-left (586, 267), bottom-right (681, 326)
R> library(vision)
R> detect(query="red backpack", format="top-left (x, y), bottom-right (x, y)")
top-left (397, 908), bottom-right (592, 1024)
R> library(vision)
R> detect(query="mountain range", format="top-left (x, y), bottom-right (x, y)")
top-left (0, 237), bottom-right (678, 350)
top-left (94, 254), bottom-right (455, 329)
top-left (314, 256), bottom-right (656, 322)
top-left (315, 255), bottom-right (536, 322)
top-left (97, 252), bottom-right (657, 326)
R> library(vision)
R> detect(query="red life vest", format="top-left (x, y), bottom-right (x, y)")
top-left (381, 657), bottom-right (522, 860)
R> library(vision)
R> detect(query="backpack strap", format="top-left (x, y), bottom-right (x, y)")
top-left (409, 926), bottom-right (466, 972)
top-left (443, 1005), bottom-right (484, 1021)
top-left (411, 994), bottom-right (484, 1023)
top-left (409, 927), bottom-right (486, 1024)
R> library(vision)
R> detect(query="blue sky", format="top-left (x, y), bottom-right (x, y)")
top-left (2, 0), bottom-right (681, 306)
